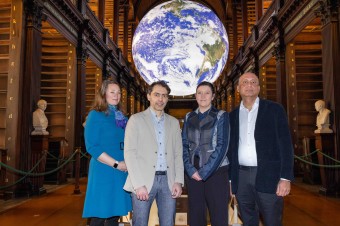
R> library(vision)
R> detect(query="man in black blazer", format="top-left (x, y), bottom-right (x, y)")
top-left (229, 72), bottom-right (294, 226)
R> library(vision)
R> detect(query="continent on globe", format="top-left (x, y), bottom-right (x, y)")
top-left (132, 0), bottom-right (229, 96)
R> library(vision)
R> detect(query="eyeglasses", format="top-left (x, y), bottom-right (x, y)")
top-left (240, 80), bottom-right (259, 86)
top-left (153, 92), bottom-right (168, 99)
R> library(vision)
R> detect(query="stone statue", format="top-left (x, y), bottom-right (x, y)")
top-left (314, 100), bottom-right (333, 134)
top-left (31, 99), bottom-right (49, 135)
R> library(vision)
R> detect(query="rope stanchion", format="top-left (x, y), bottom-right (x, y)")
top-left (294, 149), bottom-right (340, 168)
top-left (74, 148), bottom-right (81, 194)
top-left (295, 155), bottom-right (340, 168)
top-left (297, 150), bottom-right (319, 158)
top-left (0, 150), bottom-right (80, 190)
top-left (0, 152), bottom-right (47, 189)
top-left (80, 151), bottom-right (90, 159)
top-left (315, 149), bottom-right (340, 164)
top-left (0, 151), bottom-right (78, 177)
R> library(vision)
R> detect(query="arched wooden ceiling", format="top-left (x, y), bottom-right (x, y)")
top-left (133, 0), bottom-right (231, 23)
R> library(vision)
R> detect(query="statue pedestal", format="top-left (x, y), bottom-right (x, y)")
top-left (315, 133), bottom-right (337, 195)
top-left (30, 135), bottom-right (49, 195)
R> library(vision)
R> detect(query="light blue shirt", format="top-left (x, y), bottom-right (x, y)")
top-left (150, 108), bottom-right (167, 171)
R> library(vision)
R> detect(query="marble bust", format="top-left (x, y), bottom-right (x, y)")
top-left (314, 100), bottom-right (332, 134)
top-left (31, 99), bottom-right (49, 135)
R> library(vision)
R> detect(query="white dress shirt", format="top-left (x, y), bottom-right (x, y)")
top-left (238, 97), bottom-right (260, 166)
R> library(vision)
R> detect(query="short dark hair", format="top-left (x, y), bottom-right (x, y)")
top-left (148, 81), bottom-right (171, 94)
top-left (196, 81), bottom-right (215, 94)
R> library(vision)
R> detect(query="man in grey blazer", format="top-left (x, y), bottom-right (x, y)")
top-left (124, 81), bottom-right (184, 226)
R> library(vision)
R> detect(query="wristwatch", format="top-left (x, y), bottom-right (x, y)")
top-left (113, 161), bottom-right (119, 168)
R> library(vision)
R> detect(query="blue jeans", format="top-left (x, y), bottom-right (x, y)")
top-left (131, 174), bottom-right (176, 226)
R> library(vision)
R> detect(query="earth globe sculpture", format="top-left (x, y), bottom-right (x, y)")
top-left (132, 0), bottom-right (229, 96)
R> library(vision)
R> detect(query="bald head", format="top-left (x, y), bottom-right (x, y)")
top-left (238, 72), bottom-right (259, 85)
top-left (237, 72), bottom-right (260, 101)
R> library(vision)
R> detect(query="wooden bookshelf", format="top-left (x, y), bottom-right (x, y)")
top-left (0, 0), bottom-right (11, 148)
top-left (226, 87), bottom-right (233, 113)
top-left (40, 21), bottom-right (75, 145)
top-left (121, 87), bottom-right (128, 114)
top-left (104, 0), bottom-right (114, 39)
top-left (287, 31), bottom-right (323, 154)
top-left (259, 57), bottom-right (276, 101)
top-left (88, 0), bottom-right (99, 17)
top-left (263, 0), bottom-right (273, 15)
top-left (295, 32), bottom-right (323, 140)
top-left (247, 0), bottom-right (256, 35)
top-left (85, 60), bottom-right (102, 114)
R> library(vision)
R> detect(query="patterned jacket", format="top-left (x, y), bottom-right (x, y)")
top-left (182, 106), bottom-right (230, 181)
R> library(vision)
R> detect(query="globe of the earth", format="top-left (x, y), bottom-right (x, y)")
top-left (132, 0), bottom-right (229, 96)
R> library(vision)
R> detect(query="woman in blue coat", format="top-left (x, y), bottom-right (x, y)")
top-left (83, 79), bottom-right (132, 226)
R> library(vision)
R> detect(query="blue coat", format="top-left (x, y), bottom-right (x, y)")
top-left (82, 109), bottom-right (132, 218)
top-left (229, 99), bottom-right (294, 194)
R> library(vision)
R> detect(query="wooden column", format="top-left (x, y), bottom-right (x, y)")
top-left (103, 28), bottom-right (111, 80)
top-left (128, 83), bottom-right (136, 115)
top-left (232, 1), bottom-right (238, 57)
top-left (315, 133), bottom-right (336, 195)
top-left (113, 0), bottom-right (119, 43)
top-left (241, 0), bottom-right (249, 41)
top-left (75, 0), bottom-right (88, 149)
top-left (273, 44), bottom-right (287, 110)
top-left (119, 75), bottom-right (129, 115)
top-left (123, 3), bottom-right (129, 57)
top-left (17, 0), bottom-right (43, 196)
top-left (285, 43), bottom-right (299, 155)
top-left (98, 0), bottom-right (105, 24)
top-left (74, 0), bottom-right (89, 194)
top-left (255, 0), bottom-right (262, 22)
top-left (319, 0), bottom-right (340, 174)
top-left (135, 89), bottom-right (141, 113)
top-left (30, 135), bottom-right (48, 195)
top-left (103, 51), bottom-right (111, 80)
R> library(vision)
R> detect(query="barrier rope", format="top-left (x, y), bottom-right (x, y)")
top-left (0, 151), bottom-right (48, 189)
top-left (0, 149), bottom-right (85, 190)
top-left (294, 149), bottom-right (340, 168)
top-left (0, 148), bottom-right (338, 190)
top-left (0, 150), bottom-right (78, 177)
top-left (46, 150), bottom-right (90, 161)
top-left (80, 151), bottom-right (90, 159)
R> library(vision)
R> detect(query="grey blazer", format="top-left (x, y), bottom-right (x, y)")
top-left (123, 108), bottom-right (184, 193)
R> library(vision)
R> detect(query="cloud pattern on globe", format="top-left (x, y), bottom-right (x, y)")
top-left (132, 0), bottom-right (229, 96)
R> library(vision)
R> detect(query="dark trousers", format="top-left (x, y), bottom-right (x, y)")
top-left (236, 166), bottom-right (283, 226)
top-left (186, 165), bottom-right (229, 226)
top-left (89, 216), bottom-right (119, 226)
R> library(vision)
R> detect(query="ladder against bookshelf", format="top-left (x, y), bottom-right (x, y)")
top-left (0, 0), bottom-right (11, 149)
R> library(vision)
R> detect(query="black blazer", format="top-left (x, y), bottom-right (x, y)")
top-left (229, 99), bottom-right (294, 194)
